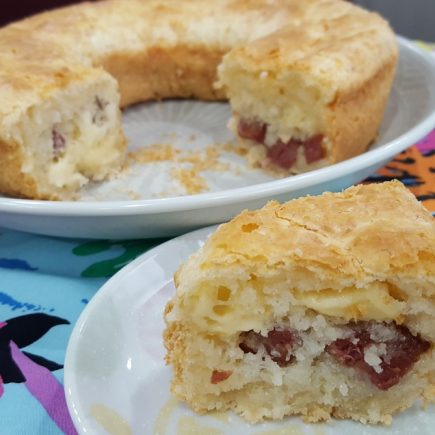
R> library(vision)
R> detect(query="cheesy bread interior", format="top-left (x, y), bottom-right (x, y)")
top-left (164, 181), bottom-right (435, 424)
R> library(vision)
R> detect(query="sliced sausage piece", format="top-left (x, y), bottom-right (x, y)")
top-left (267, 135), bottom-right (324, 169)
top-left (237, 117), bottom-right (325, 169)
top-left (239, 328), bottom-right (301, 367)
top-left (266, 139), bottom-right (300, 170)
top-left (237, 118), bottom-right (267, 143)
top-left (327, 323), bottom-right (430, 390)
top-left (52, 129), bottom-right (66, 157)
top-left (211, 370), bottom-right (232, 384)
top-left (303, 134), bottom-right (324, 163)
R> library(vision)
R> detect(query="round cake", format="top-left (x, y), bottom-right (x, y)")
top-left (0, 0), bottom-right (398, 199)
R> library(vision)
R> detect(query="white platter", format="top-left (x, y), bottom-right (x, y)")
top-left (1, 38), bottom-right (435, 239)
top-left (64, 226), bottom-right (435, 435)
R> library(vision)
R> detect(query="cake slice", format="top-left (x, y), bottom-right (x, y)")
top-left (164, 181), bottom-right (435, 424)
top-left (217, 9), bottom-right (398, 173)
top-left (0, 62), bottom-right (125, 200)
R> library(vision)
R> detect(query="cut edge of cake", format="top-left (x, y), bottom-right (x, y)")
top-left (0, 67), bottom-right (126, 200)
top-left (217, 9), bottom-right (398, 173)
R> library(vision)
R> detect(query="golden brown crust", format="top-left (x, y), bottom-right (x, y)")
top-left (0, 139), bottom-right (44, 200)
top-left (220, 6), bottom-right (397, 97)
top-left (198, 181), bottom-right (434, 281)
top-left (102, 46), bottom-right (227, 107)
top-left (326, 59), bottom-right (397, 162)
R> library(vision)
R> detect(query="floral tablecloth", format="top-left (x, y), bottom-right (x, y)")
top-left (0, 62), bottom-right (435, 435)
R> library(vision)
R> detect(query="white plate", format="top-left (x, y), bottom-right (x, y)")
top-left (64, 226), bottom-right (435, 435)
top-left (1, 38), bottom-right (435, 239)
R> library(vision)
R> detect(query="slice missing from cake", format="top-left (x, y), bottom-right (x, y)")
top-left (164, 181), bottom-right (434, 424)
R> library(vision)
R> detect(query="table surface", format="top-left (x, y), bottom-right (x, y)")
top-left (0, 49), bottom-right (434, 435)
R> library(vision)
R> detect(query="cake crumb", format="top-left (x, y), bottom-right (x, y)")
top-left (221, 141), bottom-right (249, 156)
top-left (171, 168), bottom-right (208, 194)
top-left (180, 146), bottom-right (229, 172)
top-left (127, 190), bottom-right (141, 200)
top-left (124, 138), bottom-right (270, 197)
top-left (128, 144), bottom-right (180, 163)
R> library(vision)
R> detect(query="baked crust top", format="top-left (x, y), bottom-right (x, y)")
top-left (0, 0), bottom-right (397, 127)
top-left (192, 181), bottom-right (434, 282)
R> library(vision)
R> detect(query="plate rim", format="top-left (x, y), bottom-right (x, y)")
top-left (1, 37), bottom-right (435, 216)
top-left (63, 225), bottom-right (216, 435)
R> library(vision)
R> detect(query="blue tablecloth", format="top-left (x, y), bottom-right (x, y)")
top-left (0, 235), bottom-right (162, 434)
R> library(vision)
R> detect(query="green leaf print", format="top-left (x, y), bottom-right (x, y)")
top-left (73, 239), bottom-right (168, 278)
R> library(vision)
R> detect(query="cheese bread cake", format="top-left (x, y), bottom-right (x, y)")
top-left (164, 181), bottom-right (434, 424)
top-left (0, 0), bottom-right (397, 199)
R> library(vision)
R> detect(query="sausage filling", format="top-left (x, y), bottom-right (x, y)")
top-left (235, 322), bottom-right (430, 390)
top-left (239, 328), bottom-right (302, 367)
top-left (326, 322), bottom-right (430, 390)
top-left (237, 118), bottom-right (325, 170)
